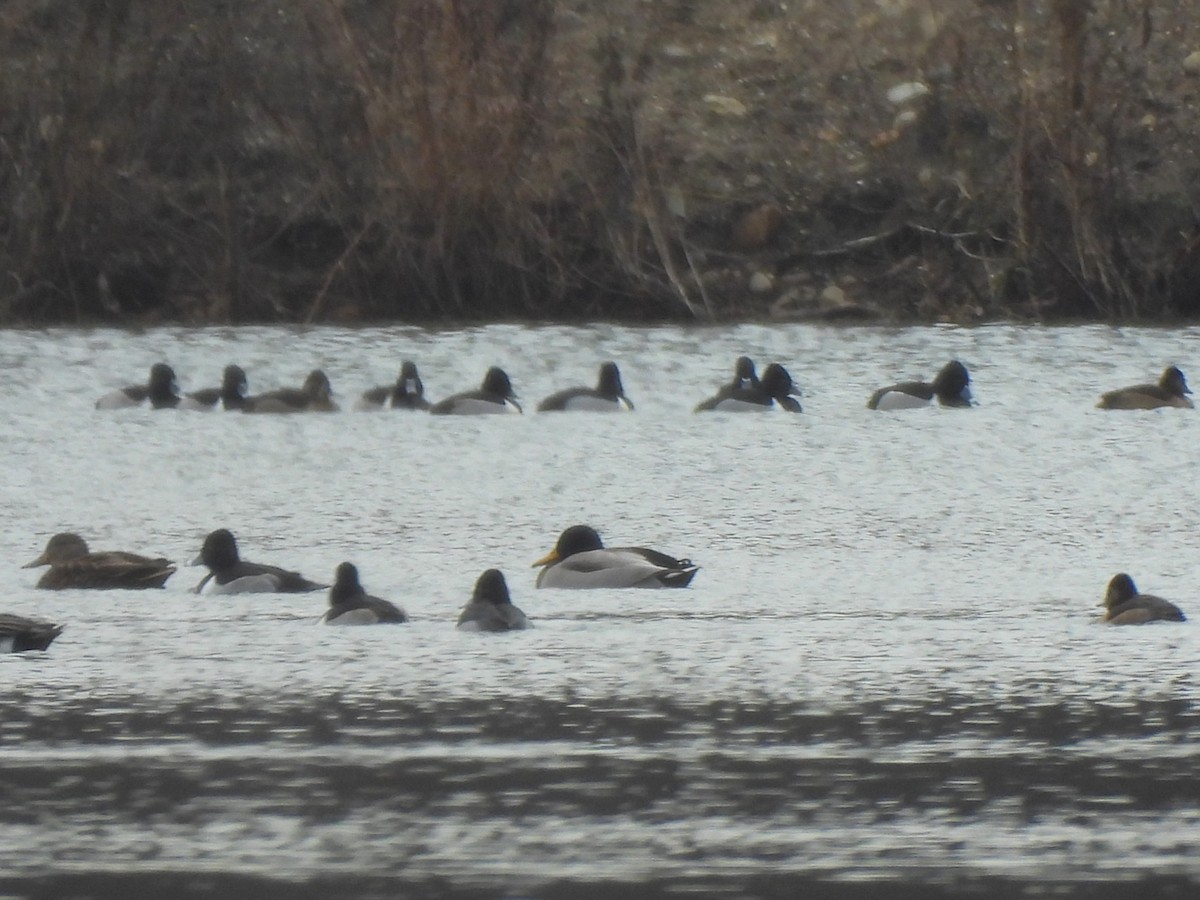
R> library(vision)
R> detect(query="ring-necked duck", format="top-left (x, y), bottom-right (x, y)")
top-left (694, 356), bottom-right (758, 411)
top-left (429, 366), bottom-right (521, 415)
top-left (23, 532), bottom-right (176, 590)
top-left (178, 365), bottom-right (249, 411)
top-left (457, 569), bottom-right (530, 631)
top-left (1100, 573), bottom-right (1186, 624)
top-left (353, 361), bottom-right (431, 411)
top-left (191, 529), bottom-right (326, 594)
top-left (0, 613), bottom-right (64, 652)
top-left (868, 360), bottom-right (973, 410)
top-left (95, 362), bottom-right (180, 410)
top-left (1097, 366), bottom-right (1193, 410)
top-left (696, 362), bottom-right (801, 412)
top-left (537, 361), bottom-right (634, 412)
top-left (321, 562), bottom-right (407, 624)
top-left (533, 524), bottom-right (699, 588)
top-left (243, 370), bottom-right (338, 413)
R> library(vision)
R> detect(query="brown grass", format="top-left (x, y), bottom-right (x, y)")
top-left (0, 0), bottom-right (1196, 324)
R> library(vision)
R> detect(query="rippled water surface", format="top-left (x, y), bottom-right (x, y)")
top-left (1, 323), bottom-right (1199, 899)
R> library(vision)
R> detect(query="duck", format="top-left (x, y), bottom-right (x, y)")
top-left (1097, 366), bottom-right (1193, 410)
top-left (429, 366), bottom-right (521, 415)
top-left (353, 361), bottom-right (431, 411)
top-left (695, 362), bottom-right (802, 412)
top-left (242, 370), bottom-right (338, 413)
top-left (868, 360), bottom-right (974, 410)
top-left (23, 533), bottom-right (176, 590)
top-left (0, 613), bottom-right (64, 652)
top-left (94, 362), bottom-right (180, 410)
top-left (191, 529), bottom-right (326, 594)
top-left (533, 524), bottom-right (699, 589)
top-left (457, 569), bottom-right (530, 631)
top-left (537, 361), bottom-right (634, 412)
top-left (694, 356), bottom-right (758, 411)
top-left (320, 562), bottom-right (407, 624)
top-left (1100, 573), bottom-right (1187, 625)
top-left (178, 364), bottom-right (249, 411)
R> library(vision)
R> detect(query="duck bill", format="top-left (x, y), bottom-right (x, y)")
top-left (189, 553), bottom-right (205, 567)
top-left (531, 549), bottom-right (560, 568)
top-left (22, 553), bottom-right (49, 568)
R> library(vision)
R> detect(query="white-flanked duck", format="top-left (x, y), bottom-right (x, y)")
top-left (1097, 366), bottom-right (1193, 410)
top-left (868, 360), bottom-right (974, 410)
top-left (353, 361), bottom-right (431, 411)
top-left (321, 562), bottom-right (407, 624)
top-left (537, 361), bottom-right (634, 412)
top-left (0, 614), bottom-right (64, 652)
top-left (243, 369), bottom-right (338, 413)
top-left (95, 362), bottom-right (180, 410)
top-left (1100, 573), bottom-right (1186, 625)
top-left (533, 525), bottom-right (699, 589)
top-left (178, 364), bottom-right (249, 411)
top-left (192, 529), bottom-right (326, 594)
top-left (429, 366), bottom-right (521, 415)
top-left (24, 533), bottom-right (175, 590)
top-left (457, 569), bottom-right (530, 632)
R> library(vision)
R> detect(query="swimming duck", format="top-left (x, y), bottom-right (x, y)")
top-left (353, 361), bottom-right (431, 411)
top-left (1100, 573), bottom-right (1187, 625)
top-left (429, 366), bottom-right (521, 415)
top-left (0, 613), bottom-right (64, 652)
top-left (242, 370), bottom-right (338, 413)
top-left (178, 365), bottom-right (249, 411)
top-left (321, 562), bottom-right (407, 624)
top-left (457, 569), bottom-right (530, 631)
top-left (191, 529), bottom-right (326, 594)
top-left (24, 533), bottom-right (176, 590)
top-left (537, 361), bottom-right (634, 412)
top-left (694, 356), bottom-right (758, 411)
top-left (1097, 366), bottom-right (1193, 410)
top-left (868, 360), bottom-right (974, 410)
top-left (533, 524), bottom-right (699, 589)
top-left (695, 362), bottom-right (801, 412)
top-left (94, 362), bottom-right (180, 410)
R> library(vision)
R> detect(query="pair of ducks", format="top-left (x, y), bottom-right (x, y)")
top-left (693, 357), bottom-right (973, 412)
top-left (94, 364), bottom-right (337, 413)
top-left (865, 361), bottom-right (1192, 411)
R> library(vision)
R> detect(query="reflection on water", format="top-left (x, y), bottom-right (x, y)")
top-left (0, 323), bottom-right (1198, 898)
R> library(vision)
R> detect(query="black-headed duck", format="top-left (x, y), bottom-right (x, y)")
top-left (94, 362), bottom-right (180, 410)
top-left (868, 360), bottom-right (974, 410)
top-left (354, 361), bottom-right (431, 411)
top-left (191, 529), bottom-right (326, 594)
top-left (321, 562), bottom-right (407, 624)
top-left (429, 366), bottom-right (521, 415)
top-left (179, 364), bottom-right (249, 411)
top-left (537, 361), bottom-right (634, 412)
top-left (457, 569), bottom-right (530, 631)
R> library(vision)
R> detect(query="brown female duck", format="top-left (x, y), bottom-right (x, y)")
top-left (24, 533), bottom-right (176, 590)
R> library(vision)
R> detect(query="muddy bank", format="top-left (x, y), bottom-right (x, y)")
top-left (1, 1), bottom-right (1198, 326)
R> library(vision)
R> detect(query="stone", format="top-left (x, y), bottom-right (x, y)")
top-left (749, 271), bottom-right (774, 293)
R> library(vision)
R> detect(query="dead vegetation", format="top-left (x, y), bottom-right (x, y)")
top-left (0, 0), bottom-right (1196, 325)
